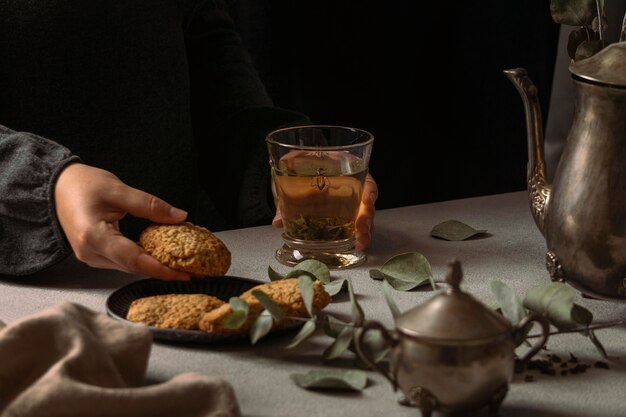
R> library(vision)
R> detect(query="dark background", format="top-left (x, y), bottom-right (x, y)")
top-left (228, 0), bottom-right (560, 210)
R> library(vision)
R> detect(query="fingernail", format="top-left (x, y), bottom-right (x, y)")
top-left (169, 207), bottom-right (187, 220)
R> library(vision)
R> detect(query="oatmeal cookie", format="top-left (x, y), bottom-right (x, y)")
top-left (198, 278), bottom-right (331, 333)
top-left (139, 222), bottom-right (231, 276)
top-left (126, 293), bottom-right (225, 330)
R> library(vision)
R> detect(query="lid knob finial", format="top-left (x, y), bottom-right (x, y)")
top-left (446, 259), bottom-right (463, 291)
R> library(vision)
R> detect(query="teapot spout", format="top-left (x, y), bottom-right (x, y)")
top-left (504, 68), bottom-right (551, 236)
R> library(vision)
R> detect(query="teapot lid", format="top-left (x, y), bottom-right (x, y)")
top-left (570, 42), bottom-right (626, 87)
top-left (396, 260), bottom-right (512, 342)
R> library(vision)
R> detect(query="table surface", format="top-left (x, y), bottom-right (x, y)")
top-left (2, 191), bottom-right (626, 417)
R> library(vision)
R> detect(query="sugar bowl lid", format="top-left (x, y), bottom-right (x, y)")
top-left (396, 260), bottom-right (512, 342)
top-left (570, 41), bottom-right (626, 88)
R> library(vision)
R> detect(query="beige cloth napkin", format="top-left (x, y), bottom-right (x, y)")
top-left (0, 302), bottom-right (241, 417)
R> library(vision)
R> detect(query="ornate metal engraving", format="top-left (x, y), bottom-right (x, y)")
top-left (546, 251), bottom-right (565, 282)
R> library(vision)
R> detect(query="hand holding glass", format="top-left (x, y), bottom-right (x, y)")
top-left (266, 125), bottom-right (374, 269)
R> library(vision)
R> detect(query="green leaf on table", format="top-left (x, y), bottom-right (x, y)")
top-left (250, 310), bottom-right (274, 344)
top-left (382, 279), bottom-right (401, 319)
top-left (431, 220), bottom-right (487, 241)
top-left (550, 0), bottom-right (596, 26)
top-left (252, 290), bottom-right (282, 321)
top-left (298, 275), bottom-right (315, 316)
top-left (285, 318), bottom-right (317, 349)
top-left (522, 282), bottom-right (591, 330)
top-left (268, 266), bottom-right (285, 281)
top-left (324, 315), bottom-right (350, 339)
top-left (290, 369), bottom-right (367, 392)
top-left (323, 325), bottom-right (354, 360)
top-left (490, 281), bottom-right (526, 325)
top-left (287, 259), bottom-right (330, 284)
top-left (222, 297), bottom-right (249, 329)
top-left (324, 279), bottom-right (348, 296)
top-left (369, 269), bottom-right (385, 280)
top-left (268, 260), bottom-right (330, 283)
top-left (347, 279), bottom-right (365, 326)
top-left (371, 252), bottom-right (435, 291)
top-left (522, 282), bottom-right (608, 356)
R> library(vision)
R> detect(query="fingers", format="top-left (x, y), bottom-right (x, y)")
top-left (356, 174), bottom-right (378, 250)
top-left (76, 221), bottom-right (190, 280)
top-left (110, 185), bottom-right (187, 224)
top-left (272, 205), bottom-right (283, 227)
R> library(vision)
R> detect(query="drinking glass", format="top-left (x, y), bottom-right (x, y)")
top-left (266, 125), bottom-right (374, 269)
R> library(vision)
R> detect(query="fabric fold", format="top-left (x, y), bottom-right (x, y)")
top-left (0, 302), bottom-right (241, 417)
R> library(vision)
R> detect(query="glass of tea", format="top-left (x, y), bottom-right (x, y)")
top-left (266, 125), bottom-right (374, 269)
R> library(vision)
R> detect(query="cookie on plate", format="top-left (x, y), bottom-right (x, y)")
top-left (139, 222), bottom-right (231, 276)
top-left (198, 278), bottom-right (331, 333)
top-left (126, 293), bottom-right (225, 330)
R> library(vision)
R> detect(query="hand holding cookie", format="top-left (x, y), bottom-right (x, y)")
top-left (54, 163), bottom-right (191, 281)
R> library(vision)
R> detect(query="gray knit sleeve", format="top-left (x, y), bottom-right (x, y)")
top-left (0, 124), bottom-right (80, 275)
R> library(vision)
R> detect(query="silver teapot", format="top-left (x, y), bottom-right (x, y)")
top-left (354, 260), bottom-right (549, 417)
top-left (505, 42), bottom-right (626, 301)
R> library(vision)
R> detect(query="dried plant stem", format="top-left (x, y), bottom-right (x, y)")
top-left (620, 9), bottom-right (626, 42)
top-left (526, 318), bottom-right (626, 338)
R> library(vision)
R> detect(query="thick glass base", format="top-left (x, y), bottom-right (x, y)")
top-left (274, 234), bottom-right (366, 269)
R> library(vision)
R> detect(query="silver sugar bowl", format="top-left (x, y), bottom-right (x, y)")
top-left (355, 260), bottom-right (549, 416)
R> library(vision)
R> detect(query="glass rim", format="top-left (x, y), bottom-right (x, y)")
top-left (265, 124), bottom-right (374, 150)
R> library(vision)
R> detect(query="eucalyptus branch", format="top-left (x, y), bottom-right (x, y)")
top-left (526, 318), bottom-right (626, 338)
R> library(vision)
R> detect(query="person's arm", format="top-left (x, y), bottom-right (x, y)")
top-left (0, 124), bottom-right (192, 280)
top-left (0, 124), bottom-right (79, 275)
top-left (184, 2), bottom-right (310, 228)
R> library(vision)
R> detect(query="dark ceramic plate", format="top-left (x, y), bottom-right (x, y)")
top-left (106, 276), bottom-right (300, 344)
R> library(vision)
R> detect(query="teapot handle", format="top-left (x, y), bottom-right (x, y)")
top-left (355, 320), bottom-right (398, 390)
top-left (515, 313), bottom-right (550, 367)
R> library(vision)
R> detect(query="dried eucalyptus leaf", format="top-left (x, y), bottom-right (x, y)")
top-left (550, 0), bottom-right (596, 25)
top-left (369, 269), bottom-right (385, 280)
top-left (575, 39), bottom-right (603, 61)
top-left (431, 220), bottom-right (487, 241)
top-left (250, 310), bottom-right (273, 344)
top-left (298, 275), bottom-right (315, 317)
top-left (382, 279), bottom-right (401, 319)
top-left (323, 325), bottom-right (354, 360)
top-left (222, 297), bottom-right (249, 329)
top-left (379, 252), bottom-right (434, 291)
top-left (324, 315), bottom-right (350, 338)
top-left (285, 318), bottom-right (317, 349)
top-left (290, 369), bottom-right (367, 392)
top-left (523, 282), bottom-right (592, 330)
top-left (592, 15), bottom-right (608, 33)
top-left (490, 281), bottom-right (526, 325)
top-left (324, 279), bottom-right (348, 296)
top-left (567, 28), bottom-right (588, 59)
top-left (287, 259), bottom-right (330, 284)
top-left (347, 279), bottom-right (365, 326)
top-left (252, 290), bottom-right (282, 321)
top-left (268, 266), bottom-right (284, 281)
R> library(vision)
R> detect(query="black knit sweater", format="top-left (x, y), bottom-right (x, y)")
top-left (0, 0), bottom-right (308, 275)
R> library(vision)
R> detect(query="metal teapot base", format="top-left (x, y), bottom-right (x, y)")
top-left (398, 384), bottom-right (508, 417)
top-left (545, 251), bottom-right (626, 303)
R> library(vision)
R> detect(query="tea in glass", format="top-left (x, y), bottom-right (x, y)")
top-left (266, 125), bottom-right (374, 268)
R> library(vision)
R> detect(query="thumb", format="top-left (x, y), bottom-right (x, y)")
top-left (116, 186), bottom-right (187, 224)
